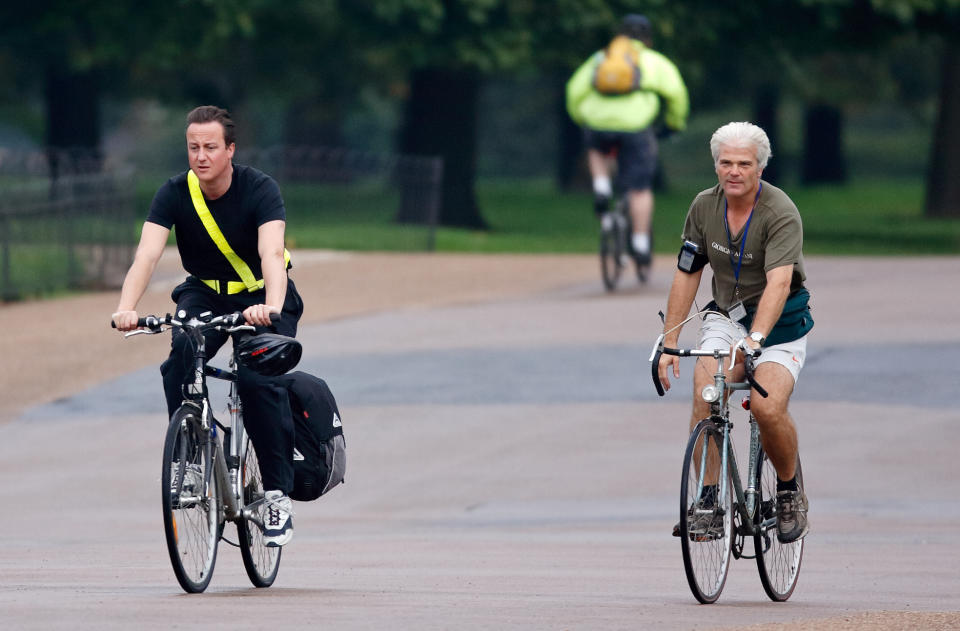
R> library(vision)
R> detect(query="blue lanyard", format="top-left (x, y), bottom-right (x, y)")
top-left (723, 184), bottom-right (762, 287)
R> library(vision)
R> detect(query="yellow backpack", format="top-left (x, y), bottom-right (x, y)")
top-left (592, 35), bottom-right (641, 95)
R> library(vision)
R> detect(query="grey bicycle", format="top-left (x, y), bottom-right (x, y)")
top-left (650, 310), bottom-right (804, 603)
top-left (120, 311), bottom-right (280, 593)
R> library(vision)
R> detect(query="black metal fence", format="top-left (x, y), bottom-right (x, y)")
top-left (237, 146), bottom-right (443, 251)
top-left (0, 146), bottom-right (443, 301)
top-left (0, 150), bottom-right (136, 301)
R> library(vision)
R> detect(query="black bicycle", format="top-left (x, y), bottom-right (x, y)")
top-left (119, 311), bottom-right (281, 593)
top-left (650, 310), bottom-right (805, 603)
top-left (599, 193), bottom-right (652, 291)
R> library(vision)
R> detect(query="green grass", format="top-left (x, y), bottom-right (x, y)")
top-left (423, 177), bottom-right (959, 256)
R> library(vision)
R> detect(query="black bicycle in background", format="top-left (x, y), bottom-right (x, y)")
top-left (118, 311), bottom-right (281, 593)
top-left (599, 192), bottom-right (651, 290)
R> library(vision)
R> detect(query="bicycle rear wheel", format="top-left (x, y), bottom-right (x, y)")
top-left (161, 407), bottom-right (220, 593)
top-left (754, 451), bottom-right (804, 601)
top-left (599, 212), bottom-right (625, 291)
top-left (680, 419), bottom-right (733, 604)
top-left (238, 435), bottom-right (281, 587)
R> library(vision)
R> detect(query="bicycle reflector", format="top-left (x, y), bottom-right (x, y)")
top-left (236, 333), bottom-right (303, 376)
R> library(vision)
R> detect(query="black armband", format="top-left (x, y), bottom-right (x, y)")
top-left (677, 240), bottom-right (708, 273)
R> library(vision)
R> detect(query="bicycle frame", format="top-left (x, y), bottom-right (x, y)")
top-left (184, 327), bottom-right (266, 528)
top-left (650, 310), bottom-right (771, 545)
top-left (128, 312), bottom-right (264, 527)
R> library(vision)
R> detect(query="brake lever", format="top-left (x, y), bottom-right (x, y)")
top-left (124, 328), bottom-right (161, 338)
top-left (225, 324), bottom-right (256, 334)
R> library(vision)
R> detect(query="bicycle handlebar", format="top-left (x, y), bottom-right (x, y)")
top-left (111, 311), bottom-right (277, 334)
top-left (110, 311), bottom-right (280, 333)
top-left (650, 340), bottom-right (768, 399)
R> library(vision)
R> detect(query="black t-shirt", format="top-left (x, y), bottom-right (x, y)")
top-left (146, 164), bottom-right (285, 281)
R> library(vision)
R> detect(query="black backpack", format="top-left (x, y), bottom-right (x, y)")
top-left (276, 371), bottom-right (346, 501)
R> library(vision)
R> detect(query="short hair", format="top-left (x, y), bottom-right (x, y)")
top-left (710, 122), bottom-right (772, 170)
top-left (619, 14), bottom-right (652, 46)
top-left (186, 105), bottom-right (236, 147)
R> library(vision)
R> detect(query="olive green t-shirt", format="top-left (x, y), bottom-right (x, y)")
top-left (681, 180), bottom-right (806, 311)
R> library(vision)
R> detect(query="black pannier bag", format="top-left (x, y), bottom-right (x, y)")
top-left (276, 371), bottom-right (346, 501)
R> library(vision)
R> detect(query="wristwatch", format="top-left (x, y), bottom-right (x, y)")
top-left (749, 331), bottom-right (766, 345)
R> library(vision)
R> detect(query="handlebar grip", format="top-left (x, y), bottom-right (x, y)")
top-left (111, 316), bottom-right (153, 329)
top-left (269, 312), bottom-right (281, 323)
top-left (652, 350), bottom-right (666, 397)
top-left (743, 354), bottom-right (769, 398)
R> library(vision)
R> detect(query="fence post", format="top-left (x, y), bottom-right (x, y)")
top-left (1, 213), bottom-right (13, 301)
top-left (425, 157), bottom-right (444, 252)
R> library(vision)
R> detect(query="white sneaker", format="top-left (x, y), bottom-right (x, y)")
top-left (263, 490), bottom-right (294, 547)
top-left (632, 232), bottom-right (650, 256)
top-left (600, 212), bottom-right (615, 232)
top-left (171, 462), bottom-right (203, 495)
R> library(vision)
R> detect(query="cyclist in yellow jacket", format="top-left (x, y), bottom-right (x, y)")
top-left (566, 14), bottom-right (689, 267)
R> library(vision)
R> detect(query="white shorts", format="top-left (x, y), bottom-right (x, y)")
top-left (696, 313), bottom-right (807, 383)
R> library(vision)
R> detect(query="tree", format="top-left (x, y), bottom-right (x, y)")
top-left (347, 0), bottom-right (620, 227)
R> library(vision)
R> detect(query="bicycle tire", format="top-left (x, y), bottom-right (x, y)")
top-left (679, 419), bottom-right (733, 604)
top-left (754, 451), bottom-right (804, 601)
top-left (599, 223), bottom-right (624, 291)
top-left (238, 435), bottom-right (281, 587)
top-left (161, 407), bottom-right (220, 593)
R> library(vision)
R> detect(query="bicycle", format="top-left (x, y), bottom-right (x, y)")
top-left (599, 191), bottom-right (652, 291)
top-left (117, 311), bottom-right (282, 593)
top-left (649, 310), bottom-right (804, 603)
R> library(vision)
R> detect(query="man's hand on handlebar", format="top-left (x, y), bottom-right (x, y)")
top-left (112, 310), bottom-right (140, 332)
top-left (732, 336), bottom-right (761, 366)
top-left (243, 304), bottom-right (281, 327)
top-left (657, 348), bottom-right (681, 392)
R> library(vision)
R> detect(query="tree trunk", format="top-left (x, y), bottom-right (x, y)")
top-left (753, 84), bottom-right (781, 184)
top-left (556, 76), bottom-right (584, 192)
top-left (397, 67), bottom-right (486, 228)
top-left (44, 63), bottom-right (102, 176)
top-left (925, 37), bottom-right (960, 217)
top-left (801, 103), bottom-right (846, 184)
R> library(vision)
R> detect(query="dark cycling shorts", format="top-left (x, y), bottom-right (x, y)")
top-left (584, 128), bottom-right (658, 192)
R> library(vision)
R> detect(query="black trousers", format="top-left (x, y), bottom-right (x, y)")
top-left (160, 276), bottom-right (304, 494)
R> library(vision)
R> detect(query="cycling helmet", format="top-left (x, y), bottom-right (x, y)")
top-left (235, 333), bottom-right (303, 376)
top-left (620, 14), bottom-right (652, 44)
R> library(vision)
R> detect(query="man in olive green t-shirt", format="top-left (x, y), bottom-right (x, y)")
top-left (656, 122), bottom-right (812, 544)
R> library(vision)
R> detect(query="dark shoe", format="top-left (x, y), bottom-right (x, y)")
top-left (594, 194), bottom-right (610, 217)
top-left (673, 489), bottom-right (724, 540)
top-left (776, 489), bottom-right (809, 543)
top-left (263, 490), bottom-right (294, 547)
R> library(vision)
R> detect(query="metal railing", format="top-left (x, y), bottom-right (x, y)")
top-left (237, 146), bottom-right (443, 251)
top-left (0, 162), bottom-right (137, 301)
top-left (0, 145), bottom-right (444, 301)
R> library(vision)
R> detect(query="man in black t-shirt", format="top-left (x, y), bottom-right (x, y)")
top-left (112, 105), bottom-right (302, 547)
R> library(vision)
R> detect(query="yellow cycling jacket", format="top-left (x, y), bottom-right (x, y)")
top-left (566, 39), bottom-right (689, 133)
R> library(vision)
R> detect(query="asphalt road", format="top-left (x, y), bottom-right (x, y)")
top-left (2, 256), bottom-right (959, 630)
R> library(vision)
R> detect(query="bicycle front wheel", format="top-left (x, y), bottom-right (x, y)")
top-left (754, 451), bottom-right (804, 601)
top-left (599, 223), bottom-right (624, 291)
top-left (238, 435), bottom-right (281, 587)
top-left (680, 419), bottom-right (733, 604)
top-left (161, 407), bottom-right (220, 593)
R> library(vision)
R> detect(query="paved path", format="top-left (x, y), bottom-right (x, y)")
top-left (2, 255), bottom-right (959, 630)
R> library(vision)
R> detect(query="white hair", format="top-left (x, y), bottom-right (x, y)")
top-left (710, 122), bottom-right (772, 170)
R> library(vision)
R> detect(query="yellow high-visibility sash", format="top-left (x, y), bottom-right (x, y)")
top-left (187, 169), bottom-right (290, 294)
